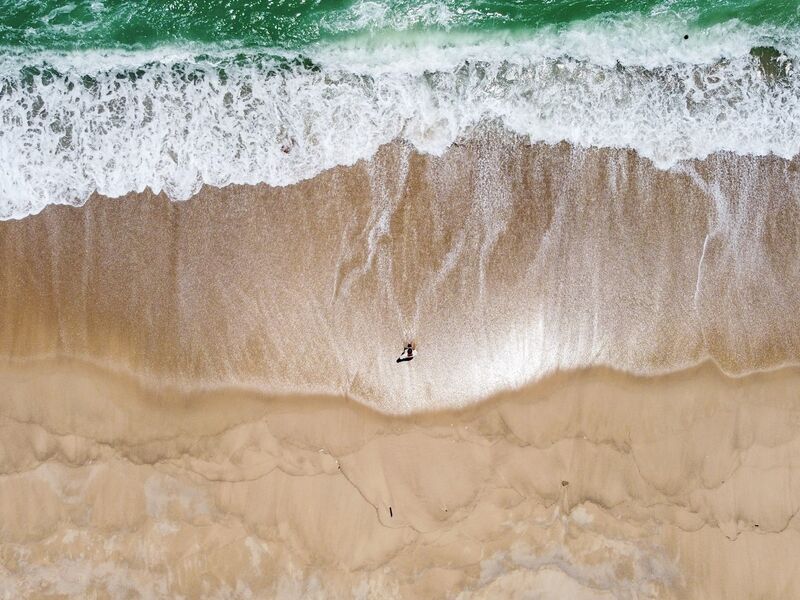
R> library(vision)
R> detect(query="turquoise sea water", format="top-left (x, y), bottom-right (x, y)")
top-left (1, 0), bottom-right (799, 218)
top-left (1, 0), bottom-right (799, 50)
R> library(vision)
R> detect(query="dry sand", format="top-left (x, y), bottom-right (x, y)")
top-left (2, 358), bottom-right (800, 598)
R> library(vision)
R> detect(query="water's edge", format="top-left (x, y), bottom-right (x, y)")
top-left (2, 139), bottom-right (798, 411)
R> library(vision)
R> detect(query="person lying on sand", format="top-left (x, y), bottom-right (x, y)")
top-left (396, 344), bottom-right (415, 363)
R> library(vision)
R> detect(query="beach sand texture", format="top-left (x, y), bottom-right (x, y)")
top-left (2, 141), bottom-right (800, 597)
top-left (2, 359), bottom-right (800, 598)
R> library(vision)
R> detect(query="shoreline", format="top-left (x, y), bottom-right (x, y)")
top-left (4, 349), bottom-right (800, 416)
top-left (1, 140), bottom-right (799, 411)
top-left (3, 2), bottom-right (800, 594)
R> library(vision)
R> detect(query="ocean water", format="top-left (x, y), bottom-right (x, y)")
top-left (1, 0), bottom-right (800, 218)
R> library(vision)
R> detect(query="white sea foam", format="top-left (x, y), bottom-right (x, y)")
top-left (1, 14), bottom-right (799, 219)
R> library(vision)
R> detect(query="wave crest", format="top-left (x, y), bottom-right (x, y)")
top-left (1, 24), bottom-right (799, 218)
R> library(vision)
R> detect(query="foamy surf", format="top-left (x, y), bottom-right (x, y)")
top-left (1, 12), bottom-right (800, 219)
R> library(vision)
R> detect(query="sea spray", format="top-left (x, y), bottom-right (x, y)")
top-left (3, 1), bottom-right (800, 217)
top-left (1, 33), bottom-right (799, 218)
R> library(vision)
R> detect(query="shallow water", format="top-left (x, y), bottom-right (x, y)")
top-left (1, 138), bottom-right (798, 411)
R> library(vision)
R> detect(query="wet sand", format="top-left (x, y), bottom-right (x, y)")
top-left (2, 139), bottom-right (799, 412)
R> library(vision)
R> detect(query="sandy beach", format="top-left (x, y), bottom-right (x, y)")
top-left (2, 357), bottom-right (800, 598)
top-left (2, 141), bottom-right (800, 597)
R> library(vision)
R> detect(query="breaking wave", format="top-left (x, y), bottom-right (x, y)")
top-left (1, 14), bottom-right (799, 218)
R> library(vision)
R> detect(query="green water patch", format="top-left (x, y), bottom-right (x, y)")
top-left (1, 0), bottom-right (798, 52)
